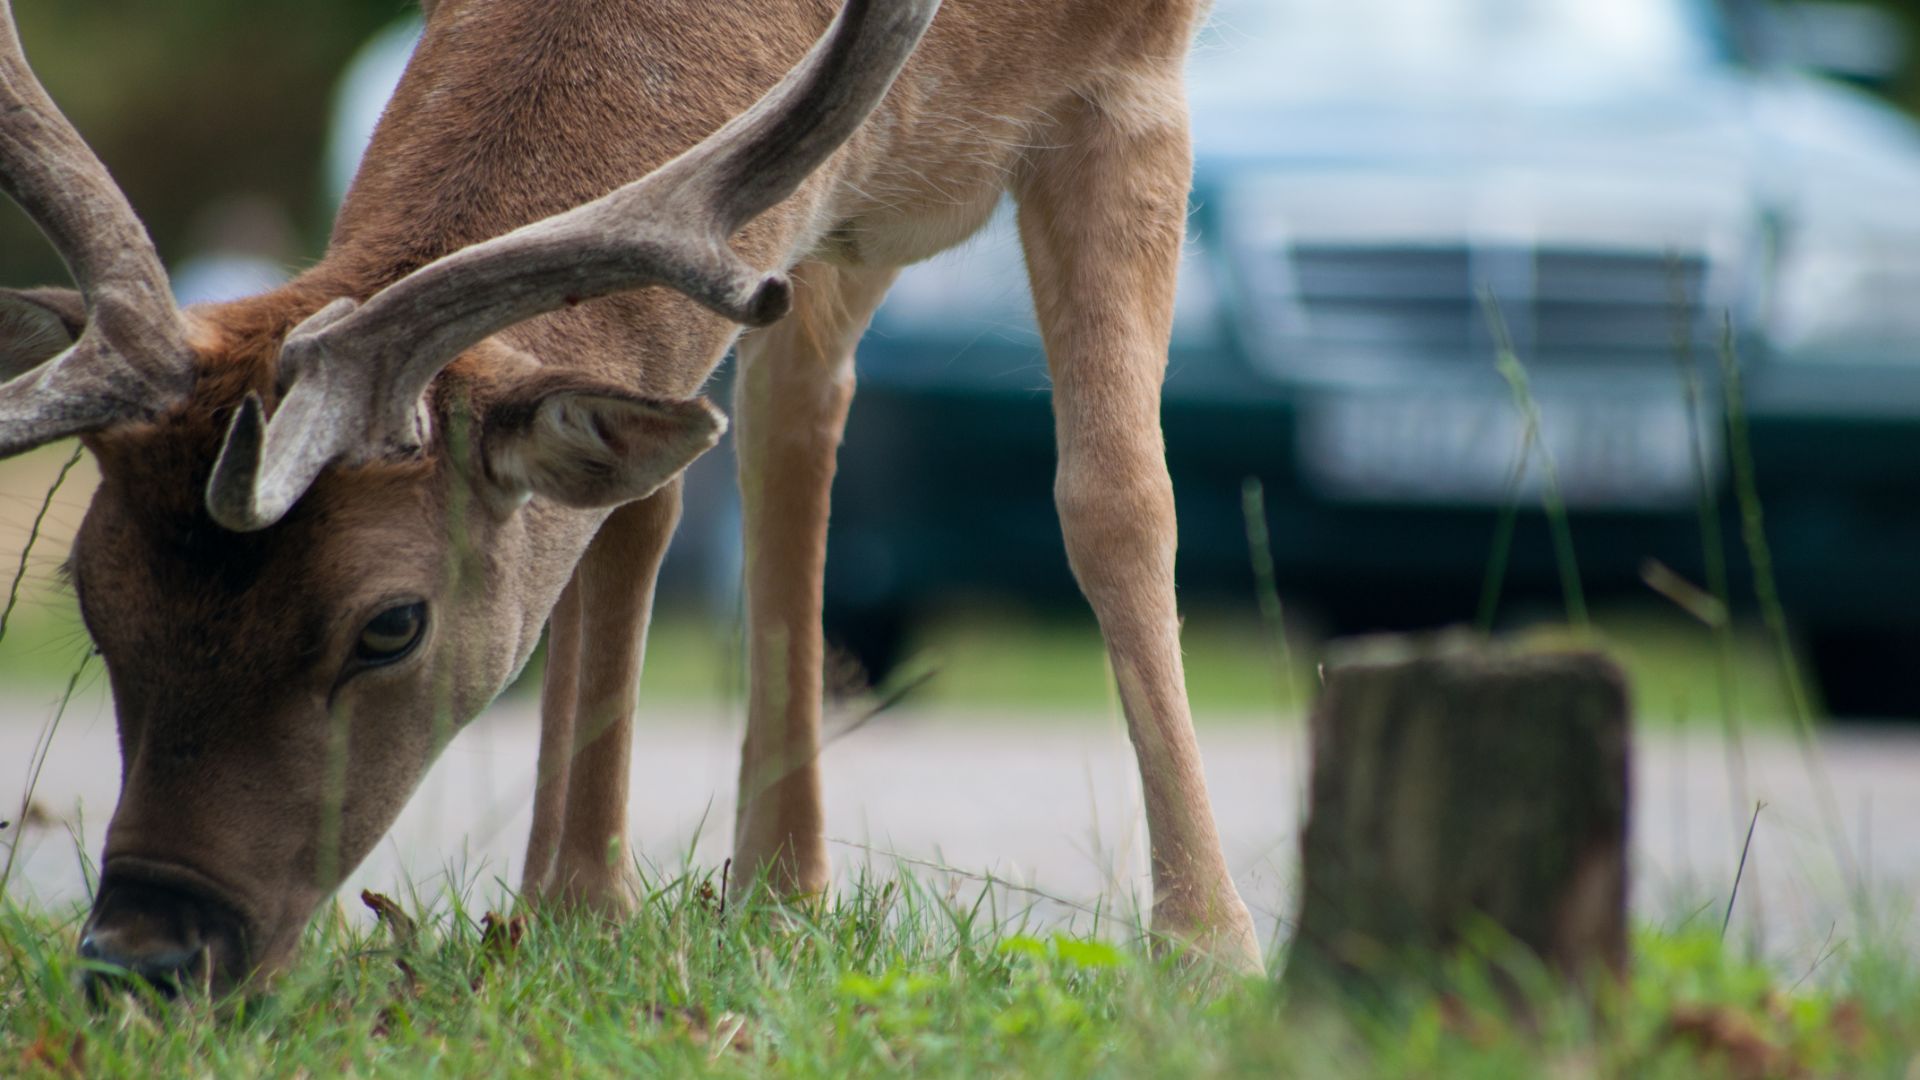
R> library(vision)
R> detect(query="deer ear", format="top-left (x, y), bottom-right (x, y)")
top-left (0, 288), bottom-right (86, 381)
top-left (479, 371), bottom-right (727, 510)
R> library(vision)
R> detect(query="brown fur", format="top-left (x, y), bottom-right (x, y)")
top-left (37, 0), bottom-right (1262, 985)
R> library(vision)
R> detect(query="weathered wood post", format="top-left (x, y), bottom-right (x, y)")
top-left (1282, 633), bottom-right (1631, 997)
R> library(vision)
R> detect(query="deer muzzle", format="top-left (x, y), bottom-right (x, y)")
top-left (79, 862), bottom-right (251, 999)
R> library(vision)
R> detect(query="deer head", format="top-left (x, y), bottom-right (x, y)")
top-left (0, 0), bottom-right (937, 994)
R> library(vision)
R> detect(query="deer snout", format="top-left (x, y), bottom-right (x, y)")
top-left (79, 872), bottom-right (249, 999)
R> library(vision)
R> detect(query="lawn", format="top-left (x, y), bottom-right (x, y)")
top-left (3, 866), bottom-right (1916, 1078)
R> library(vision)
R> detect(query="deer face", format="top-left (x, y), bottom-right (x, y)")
top-left (74, 419), bottom-right (475, 992)
top-left (39, 315), bottom-right (723, 993)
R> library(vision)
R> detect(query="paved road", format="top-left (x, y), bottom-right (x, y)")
top-left (3, 686), bottom-right (1913, 964)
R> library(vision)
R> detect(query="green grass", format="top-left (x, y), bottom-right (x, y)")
top-left (4, 870), bottom-right (1917, 1077)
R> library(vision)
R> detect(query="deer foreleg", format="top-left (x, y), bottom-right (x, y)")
top-left (522, 573), bottom-right (581, 897)
top-left (731, 262), bottom-right (897, 901)
top-left (525, 485), bottom-right (683, 913)
top-left (1015, 81), bottom-right (1263, 972)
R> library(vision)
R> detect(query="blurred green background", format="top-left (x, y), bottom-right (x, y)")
top-left (1, 0), bottom-right (410, 286)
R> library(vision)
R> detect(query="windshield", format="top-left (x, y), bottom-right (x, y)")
top-left (1192, 0), bottom-right (1734, 103)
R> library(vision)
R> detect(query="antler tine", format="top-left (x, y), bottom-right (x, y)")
top-left (0, 1), bottom-right (187, 371)
top-left (283, 0), bottom-right (941, 456)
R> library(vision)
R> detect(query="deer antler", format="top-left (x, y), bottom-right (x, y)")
top-left (208, 0), bottom-right (941, 531)
top-left (0, 0), bottom-right (191, 457)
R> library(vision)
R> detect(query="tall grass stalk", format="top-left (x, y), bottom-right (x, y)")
top-left (1474, 472), bottom-right (1526, 634)
top-left (0, 654), bottom-right (92, 898)
top-left (1475, 297), bottom-right (1543, 633)
top-left (1721, 800), bottom-right (1764, 940)
top-left (1717, 320), bottom-right (1855, 885)
top-left (0, 444), bottom-right (81, 644)
top-left (0, 444), bottom-right (91, 899)
top-left (1481, 291), bottom-right (1589, 630)
top-left (1670, 282), bottom-right (1752, 840)
top-left (1239, 477), bottom-right (1299, 713)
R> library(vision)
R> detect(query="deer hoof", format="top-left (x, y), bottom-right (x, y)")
top-left (1151, 891), bottom-right (1266, 977)
top-left (527, 863), bottom-right (638, 920)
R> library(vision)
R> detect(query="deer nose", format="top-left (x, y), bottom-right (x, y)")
top-left (78, 931), bottom-right (207, 994)
top-left (79, 874), bottom-right (246, 998)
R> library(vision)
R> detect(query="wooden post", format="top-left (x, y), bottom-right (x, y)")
top-left (1282, 633), bottom-right (1631, 996)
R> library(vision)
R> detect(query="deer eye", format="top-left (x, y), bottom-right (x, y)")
top-left (354, 602), bottom-right (427, 665)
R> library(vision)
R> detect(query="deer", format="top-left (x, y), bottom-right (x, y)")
top-left (0, 0), bottom-right (1262, 992)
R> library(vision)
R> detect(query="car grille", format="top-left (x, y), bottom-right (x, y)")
top-left (1244, 242), bottom-right (1719, 367)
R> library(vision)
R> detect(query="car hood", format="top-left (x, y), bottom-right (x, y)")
top-left (1194, 74), bottom-right (1757, 179)
top-left (1192, 68), bottom-right (1920, 243)
top-left (1188, 76), bottom-right (1764, 335)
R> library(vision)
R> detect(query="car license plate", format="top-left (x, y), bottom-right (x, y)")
top-left (1298, 392), bottom-right (1717, 510)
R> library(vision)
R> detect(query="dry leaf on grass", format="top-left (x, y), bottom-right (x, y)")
top-left (467, 911), bottom-right (529, 992)
top-left (360, 890), bottom-right (416, 946)
top-left (643, 1004), bottom-right (756, 1057)
top-left (18, 1029), bottom-right (85, 1076)
top-left (1665, 1004), bottom-right (1801, 1080)
top-left (695, 878), bottom-right (723, 918)
top-left (1828, 998), bottom-right (1871, 1054)
top-left (480, 912), bottom-right (526, 957)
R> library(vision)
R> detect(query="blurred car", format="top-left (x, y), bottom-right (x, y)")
top-left (823, 0), bottom-right (1920, 715)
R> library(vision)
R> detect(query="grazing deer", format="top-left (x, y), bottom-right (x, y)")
top-left (0, 0), bottom-right (1261, 990)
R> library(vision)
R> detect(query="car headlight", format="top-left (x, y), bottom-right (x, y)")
top-left (1771, 239), bottom-right (1920, 361)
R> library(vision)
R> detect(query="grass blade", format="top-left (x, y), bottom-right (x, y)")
top-left (1481, 291), bottom-right (1588, 630)
top-left (1717, 319), bottom-right (1854, 884)
top-left (1721, 800), bottom-right (1764, 941)
top-left (1669, 286), bottom-right (1752, 830)
top-left (0, 444), bottom-right (82, 645)
top-left (1240, 477), bottom-right (1298, 712)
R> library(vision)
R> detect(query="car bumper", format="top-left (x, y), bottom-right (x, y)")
top-left (828, 368), bottom-right (1920, 631)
